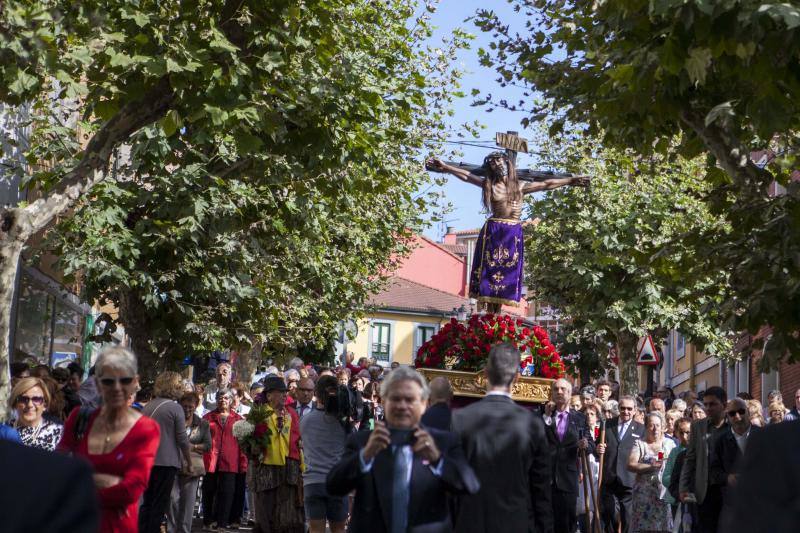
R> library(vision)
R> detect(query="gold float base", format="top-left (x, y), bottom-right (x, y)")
top-left (418, 368), bottom-right (553, 404)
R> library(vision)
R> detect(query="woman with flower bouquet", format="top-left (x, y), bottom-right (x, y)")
top-left (234, 376), bottom-right (304, 533)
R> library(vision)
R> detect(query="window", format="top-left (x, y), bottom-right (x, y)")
top-left (371, 322), bottom-right (391, 361)
top-left (414, 324), bottom-right (437, 355)
top-left (675, 333), bottom-right (685, 360)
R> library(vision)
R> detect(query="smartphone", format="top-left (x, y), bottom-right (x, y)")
top-left (388, 428), bottom-right (416, 446)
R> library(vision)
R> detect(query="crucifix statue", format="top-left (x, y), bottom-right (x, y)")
top-left (426, 131), bottom-right (589, 314)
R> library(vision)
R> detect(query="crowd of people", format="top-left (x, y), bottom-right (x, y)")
top-left (2, 345), bottom-right (799, 533)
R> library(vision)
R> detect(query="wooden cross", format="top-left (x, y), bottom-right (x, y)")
top-left (429, 130), bottom-right (579, 182)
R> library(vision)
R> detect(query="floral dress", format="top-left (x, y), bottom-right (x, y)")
top-left (630, 437), bottom-right (676, 532)
top-left (17, 419), bottom-right (63, 451)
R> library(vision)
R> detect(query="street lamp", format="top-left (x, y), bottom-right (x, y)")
top-left (451, 304), bottom-right (468, 322)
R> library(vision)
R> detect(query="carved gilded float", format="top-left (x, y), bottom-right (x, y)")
top-left (417, 368), bottom-right (553, 404)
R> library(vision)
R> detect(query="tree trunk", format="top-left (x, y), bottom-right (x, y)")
top-left (616, 330), bottom-right (640, 397)
top-left (117, 288), bottom-right (163, 382)
top-left (234, 340), bottom-right (263, 386)
top-left (0, 236), bottom-right (24, 409)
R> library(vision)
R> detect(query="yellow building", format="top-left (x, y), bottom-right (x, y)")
top-left (642, 330), bottom-right (731, 395)
top-left (348, 277), bottom-right (470, 366)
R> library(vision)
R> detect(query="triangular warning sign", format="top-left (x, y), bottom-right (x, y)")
top-left (636, 336), bottom-right (659, 366)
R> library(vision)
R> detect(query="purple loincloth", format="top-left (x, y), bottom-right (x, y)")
top-left (469, 218), bottom-right (524, 306)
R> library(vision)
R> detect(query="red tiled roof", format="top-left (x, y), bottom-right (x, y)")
top-left (452, 228), bottom-right (480, 236)
top-left (438, 243), bottom-right (468, 255)
top-left (418, 235), bottom-right (465, 261)
top-left (368, 277), bottom-right (468, 315)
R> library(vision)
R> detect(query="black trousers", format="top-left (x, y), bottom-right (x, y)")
top-left (601, 480), bottom-right (632, 533)
top-left (139, 465), bottom-right (178, 533)
top-left (553, 489), bottom-right (578, 533)
top-left (229, 472), bottom-right (247, 524)
top-left (697, 487), bottom-right (722, 533)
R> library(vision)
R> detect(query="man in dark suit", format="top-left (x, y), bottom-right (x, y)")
top-left (728, 419), bottom-right (800, 532)
top-left (545, 378), bottom-right (594, 533)
top-left (711, 398), bottom-right (761, 531)
top-left (452, 343), bottom-right (553, 533)
top-left (787, 387), bottom-right (800, 420)
top-left (596, 395), bottom-right (644, 533)
top-left (0, 439), bottom-right (98, 532)
top-left (679, 386), bottom-right (728, 533)
top-left (421, 376), bottom-right (453, 431)
top-left (327, 366), bottom-right (479, 533)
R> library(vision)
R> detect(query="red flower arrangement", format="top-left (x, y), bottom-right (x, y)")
top-left (414, 314), bottom-right (566, 379)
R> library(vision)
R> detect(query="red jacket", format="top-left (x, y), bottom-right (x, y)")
top-left (203, 410), bottom-right (247, 473)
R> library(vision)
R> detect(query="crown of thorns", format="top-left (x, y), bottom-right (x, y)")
top-left (483, 151), bottom-right (507, 166)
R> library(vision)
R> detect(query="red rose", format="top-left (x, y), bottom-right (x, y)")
top-left (254, 423), bottom-right (269, 439)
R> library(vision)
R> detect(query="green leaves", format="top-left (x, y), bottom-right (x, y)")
top-left (685, 47), bottom-right (713, 85)
top-left (758, 3), bottom-right (800, 29)
top-left (18, 0), bottom-right (460, 369)
top-left (476, 0), bottom-right (800, 369)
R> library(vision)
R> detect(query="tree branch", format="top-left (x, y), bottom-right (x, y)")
top-left (11, 76), bottom-right (175, 241)
top-left (679, 109), bottom-right (772, 195)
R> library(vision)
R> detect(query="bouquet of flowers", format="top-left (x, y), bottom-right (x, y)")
top-left (232, 404), bottom-right (274, 461)
top-left (414, 314), bottom-right (566, 379)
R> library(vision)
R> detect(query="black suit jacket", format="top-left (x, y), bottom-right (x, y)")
top-left (326, 426), bottom-right (479, 533)
top-left (710, 425), bottom-right (761, 503)
top-left (599, 417), bottom-right (644, 489)
top-left (0, 440), bottom-right (98, 532)
top-left (728, 421), bottom-right (800, 532)
top-left (452, 395), bottom-right (553, 533)
top-left (421, 402), bottom-right (452, 432)
top-left (545, 409), bottom-right (595, 493)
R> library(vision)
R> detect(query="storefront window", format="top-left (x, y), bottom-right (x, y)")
top-left (13, 272), bottom-right (84, 368)
top-left (13, 275), bottom-right (54, 365)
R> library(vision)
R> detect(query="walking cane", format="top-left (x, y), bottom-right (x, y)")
top-left (580, 451), bottom-right (592, 530)
top-left (581, 447), bottom-right (602, 533)
top-left (596, 420), bottom-right (606, 532)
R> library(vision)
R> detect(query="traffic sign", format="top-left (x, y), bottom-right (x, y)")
top-left (636, 335), bottom-right (659, 366)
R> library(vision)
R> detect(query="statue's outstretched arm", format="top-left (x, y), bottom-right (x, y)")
top-left (425, 158), bottom-right (484, 187)
top-left (522, 175), bottom-right (590, 194)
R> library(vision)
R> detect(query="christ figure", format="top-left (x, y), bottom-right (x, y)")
top-left (427, 152), bottom-right (589, 313)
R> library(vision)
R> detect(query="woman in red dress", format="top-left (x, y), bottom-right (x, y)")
top-left (59, 347), bottom-right (160, 533)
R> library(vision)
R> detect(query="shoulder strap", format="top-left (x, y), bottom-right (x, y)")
top-left (74, 406), bottom-right (95, 442)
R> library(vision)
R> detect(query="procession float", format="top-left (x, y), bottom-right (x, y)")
top-left (414, 313), bottom-right (564, 404)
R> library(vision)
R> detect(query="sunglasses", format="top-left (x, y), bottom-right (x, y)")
top-left (727, 408), bottom-right (746, 417)
top-left (619, 406), bottom-right (634, 411)
top-left (99, 377), bottom-right (135, 387)
top-left (17, 395), bottom-right (45, 406)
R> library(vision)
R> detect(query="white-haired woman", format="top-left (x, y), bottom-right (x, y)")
top-left (58, 347), bottom-right (161, 533)
top-left (9, 376), bottom-right (63, 451)
top-left (627, 411), bottom-right (675, 533)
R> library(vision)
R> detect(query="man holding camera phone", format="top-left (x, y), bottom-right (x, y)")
top-left (326, 367), bottom-right (479, 533)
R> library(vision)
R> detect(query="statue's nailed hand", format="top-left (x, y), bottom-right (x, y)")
top-left (570, 175), bottom-right (591, 187)
top-left (425, 158), bottom-right (446, 172)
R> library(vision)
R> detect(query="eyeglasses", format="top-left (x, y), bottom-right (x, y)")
top-left (727, 408), bottom-right (746, 417)
top-left (619, 406), bottom-right (634, 411)
top-left (99, 377), bottom-right (135, 387)
top-left (17, 395), bottom-right (44, 405)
